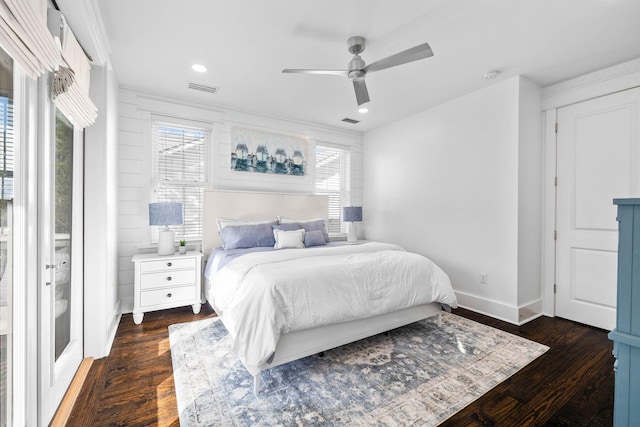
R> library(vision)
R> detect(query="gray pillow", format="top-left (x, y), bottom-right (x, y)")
top-left (304, 230), bottom-right (327, 247)
top-left (298, 219), bottom-right (329, 243)
top-left (272, 223), bottom-right (301, 231)
top-left (220, 222), bottom-right (276, 249)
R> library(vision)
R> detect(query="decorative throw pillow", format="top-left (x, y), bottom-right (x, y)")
top-left (219, 222), bottom-right (276, 249)
top-left (273, 229), bottom-right (305, 249)
top-left (297, 219), bottom-right (330, 243)
top-left (304, 230), bottom-right (327, 247)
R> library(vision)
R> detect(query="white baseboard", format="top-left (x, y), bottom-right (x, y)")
top-left (455, 291), bottom-right (543, 325)
top-left (517, 299), bottom-right (543, 325)
top-left (103, 301), bottom-right (122, 358)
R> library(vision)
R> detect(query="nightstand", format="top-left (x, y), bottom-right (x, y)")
top-left (131, 251), bottom-right (202, 324)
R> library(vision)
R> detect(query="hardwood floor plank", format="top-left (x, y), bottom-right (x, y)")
top-left (67, 305), bottom-right (614, 426)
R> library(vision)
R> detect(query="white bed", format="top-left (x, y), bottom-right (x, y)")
top-left (201, 190), bottom-right (456, 395)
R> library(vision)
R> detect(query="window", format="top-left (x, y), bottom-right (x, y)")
top-left (315, 143), bottom-right (351, 234)
top-left (152, 118), bottom-right (209, 242)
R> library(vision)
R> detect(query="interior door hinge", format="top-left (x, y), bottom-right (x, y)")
top-left (555, 122), bottom-right (558, 133)
top-left (554, 284), bottom-right (557, 294)
top-left (554, 230), bottom-right (557, 240)
top-left (554, 177), bottom-right (558, 187)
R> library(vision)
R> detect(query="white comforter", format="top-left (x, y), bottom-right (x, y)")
top-left (209, 242), bottom-right (457, 376)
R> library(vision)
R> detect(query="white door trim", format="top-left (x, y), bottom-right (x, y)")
top-left (542, 57), bottom-right (640, 318)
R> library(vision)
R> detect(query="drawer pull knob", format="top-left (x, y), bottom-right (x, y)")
top-left (167, 276), bottom-right (172, 281)
top-left (167, 262), bottom-right (172, 267)
top-left (167, 293), bottom-right (172, 298)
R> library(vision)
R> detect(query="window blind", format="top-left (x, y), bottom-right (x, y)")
top-left (315, 144), bottom-right (351, 234)
top-left (0, 95), bottom-right (13, 201)
top-left (152, 121), bottom-right (207, 241)
top-left (0, 0), bottom-right (59, 78)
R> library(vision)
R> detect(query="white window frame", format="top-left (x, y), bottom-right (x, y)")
top-left (315, 142), bottom-right (351, 235)
top-left (150, 115), bottom-right (211, 243)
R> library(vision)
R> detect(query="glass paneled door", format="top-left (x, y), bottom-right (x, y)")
top-left (38, 103), bottom-right (84, 424)
top-left (0, 46), bottom-right (14, 427)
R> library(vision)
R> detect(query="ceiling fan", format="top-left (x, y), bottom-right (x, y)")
top-left (282, 36), bottom-right (434, 106)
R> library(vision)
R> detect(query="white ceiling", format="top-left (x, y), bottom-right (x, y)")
top-left (87, 0), bottom-right (640, 132)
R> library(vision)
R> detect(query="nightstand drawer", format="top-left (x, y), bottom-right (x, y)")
top-left (140, 269), bottom-right (195, 290)
top-left (140, 257), bottom-right (196, 273)
top-left (140, 285), bottom-right (196, 307)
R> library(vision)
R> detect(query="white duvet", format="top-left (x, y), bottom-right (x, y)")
top-left (209, 242), bottom-right (457, 376)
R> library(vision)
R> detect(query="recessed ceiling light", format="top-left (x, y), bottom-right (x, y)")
top-left (358, 107), bottom-right (369, 114)
top-left (192, 64), bottom-right (207, 73)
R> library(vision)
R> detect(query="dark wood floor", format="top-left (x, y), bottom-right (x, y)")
top-left (67, 306), bottom-right (614, 426)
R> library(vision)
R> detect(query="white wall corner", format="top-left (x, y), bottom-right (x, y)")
top-left (84, 64), bottom-right (121, 358)
top-left (517, 76), bottom-right (543, 307)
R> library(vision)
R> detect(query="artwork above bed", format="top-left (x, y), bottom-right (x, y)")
top-left (230, 127), bottom-right (307, 176)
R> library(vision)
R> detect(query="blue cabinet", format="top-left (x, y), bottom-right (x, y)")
top-left (609, 198), bottom-right (640, 427)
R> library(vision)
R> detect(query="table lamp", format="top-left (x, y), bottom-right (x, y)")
top-left (343, 206), bottom-right (362, 242)
top-left (149, 202), bottom-right (183, 255)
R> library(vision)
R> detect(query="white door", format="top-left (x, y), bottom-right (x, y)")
top-left (38, 105), bottom-right (84, 424)
top-left (556, 87), bottom-right (640, 330)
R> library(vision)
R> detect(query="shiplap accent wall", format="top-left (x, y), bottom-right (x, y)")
top-left (117, 88), bottom-right (363, 311)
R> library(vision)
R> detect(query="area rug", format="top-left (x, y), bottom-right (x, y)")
top-left (169, 313), bottom-right (548, 426)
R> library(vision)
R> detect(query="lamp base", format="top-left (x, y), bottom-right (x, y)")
top-left (158, 227), bottom-right (175, 255)
top-left (347, 222), bottom-right (358, 242)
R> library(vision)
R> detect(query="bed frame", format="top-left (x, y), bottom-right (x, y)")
top-left (202, 189), bottom-right (443, 395)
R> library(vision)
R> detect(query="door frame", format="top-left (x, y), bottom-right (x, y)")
top-left (541, 59), bottom-right (640, 318)
top-left (36, 75), bottom-right (85, 425)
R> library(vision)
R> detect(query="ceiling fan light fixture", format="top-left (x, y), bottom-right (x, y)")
top-left (191, 63), bottom-right (208, 73)
top-left (358, 106), bottom-right (369, 114)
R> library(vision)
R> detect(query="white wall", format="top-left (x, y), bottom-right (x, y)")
top-left (117, 89), bottom-right (363, 312)
top-left (362, 76), bottom-right (542, 324)
top-left (84, 64), bottom-right (121, 358)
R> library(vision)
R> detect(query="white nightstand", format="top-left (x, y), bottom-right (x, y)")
top-left (131, 251), bottom-right (202, 324)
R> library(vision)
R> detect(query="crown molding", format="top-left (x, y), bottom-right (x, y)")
top-left (541, 57), bottom-right (640, 110)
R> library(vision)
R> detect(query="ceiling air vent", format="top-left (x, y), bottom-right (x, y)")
top-left (341, 117), bottom-right (360, 124)
top-left (187, 82), bottom-right (219, 94)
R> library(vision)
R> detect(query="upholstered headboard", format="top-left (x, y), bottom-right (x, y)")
top-left (202, 190), bottom-right (329, 257)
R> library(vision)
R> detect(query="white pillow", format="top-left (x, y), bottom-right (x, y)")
top-left (217, 217), bottom-right (278, 231)
top-left (273, 229), bottom-right (305, 249)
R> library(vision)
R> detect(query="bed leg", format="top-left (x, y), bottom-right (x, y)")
top-left (253, 373), bottom-right (262, 397)
top-left (437, 312), bottom-right (442, 328)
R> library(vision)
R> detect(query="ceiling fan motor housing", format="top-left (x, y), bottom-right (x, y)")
top-left (347, 36), bottom-right (366, 55)
top-left (348, 57), bottom-right (366, 80)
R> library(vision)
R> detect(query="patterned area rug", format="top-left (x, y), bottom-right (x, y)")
top-left (169, 313), bottom-right (548, 426)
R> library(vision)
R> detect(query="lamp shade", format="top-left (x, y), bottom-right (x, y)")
top-left (343, 206), bottom-right (362, 222)
top-left (149, 203), bottom-right (183, 226)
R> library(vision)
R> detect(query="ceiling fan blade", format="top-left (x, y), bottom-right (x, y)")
top-left (282, 69), bottom-right (348, 76)
top-left (353, 79), bottom-right (370, 106)
top-left (362, 42), bottom-right (433, 73)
